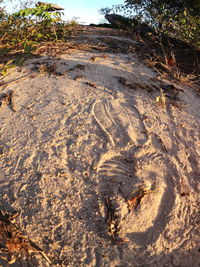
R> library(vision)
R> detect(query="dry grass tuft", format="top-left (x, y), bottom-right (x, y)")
top-left (0, 210), bottom-right (51, 265)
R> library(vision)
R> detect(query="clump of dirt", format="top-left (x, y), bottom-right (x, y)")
top-left (0, 91), bottom-right (15, 112)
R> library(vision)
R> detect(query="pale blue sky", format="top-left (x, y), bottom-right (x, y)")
top-left (4, 0), bottom-right (125, 24)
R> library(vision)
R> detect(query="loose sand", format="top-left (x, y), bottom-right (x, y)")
top-left (0, 27), bottom-right (199, 266)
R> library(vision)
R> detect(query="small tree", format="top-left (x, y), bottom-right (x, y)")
top-left (101, 0), bottom-right (200, 47)
top-left (125, 0), bottom-right (200, 46)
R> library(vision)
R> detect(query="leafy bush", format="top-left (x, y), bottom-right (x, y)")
top-left (0, 2), bottom-right (78, 54)
top-left (101, 0), bottom-right (200, 47)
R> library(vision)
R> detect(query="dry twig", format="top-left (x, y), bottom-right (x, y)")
top-left (0, 210), bottom-right (51, 265)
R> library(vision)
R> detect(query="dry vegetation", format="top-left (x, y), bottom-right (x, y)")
top-left (0, 2), bottom-right (199, 266)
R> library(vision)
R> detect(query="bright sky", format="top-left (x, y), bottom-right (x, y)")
top-left (4, 0), bottom-right (125, 25)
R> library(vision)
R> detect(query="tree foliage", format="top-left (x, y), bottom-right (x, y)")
top-left (102, 0), bottom-right (200, 47)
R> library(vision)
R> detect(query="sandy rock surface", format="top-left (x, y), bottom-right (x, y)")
top-left (0, 27), bottom-right (199, 266)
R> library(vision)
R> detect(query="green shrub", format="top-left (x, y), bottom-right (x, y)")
top-left (0, 3), bottom-right (78, 53)
top-left (101, 0), bottom-right (200, 47)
